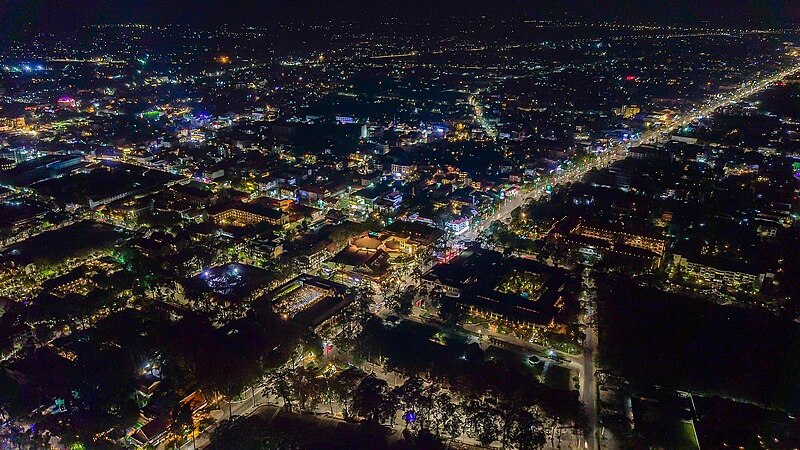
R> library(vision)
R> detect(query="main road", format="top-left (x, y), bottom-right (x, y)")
top-left (462, 60), bottom-right (800, 450)
top-left (178, 62), bottom-right (800, 450)
top-left (462, 61), bottom-right (800, 244)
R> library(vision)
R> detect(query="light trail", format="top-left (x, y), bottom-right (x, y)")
top-left (462, 60), bottom-right (800, 241)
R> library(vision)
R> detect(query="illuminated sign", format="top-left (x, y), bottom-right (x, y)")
top-left (335, 116), bottom-right (355, 124)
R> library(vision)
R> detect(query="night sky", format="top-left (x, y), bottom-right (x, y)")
top-left (1, 0), bottom-right (800, 33)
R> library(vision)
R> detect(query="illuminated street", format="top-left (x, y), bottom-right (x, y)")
top-left (2, 4), bottom-right (800, 450)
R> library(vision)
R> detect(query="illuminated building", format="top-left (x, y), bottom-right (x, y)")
top-left (296, 243), bottom-right (332, 271)
top-left (209, 201), bottom-right (288, 227)
top-left (0, 155), bottom-right (83, 187)
top-left (56, 96), bottom-right (77, 108)
top-left (629, 145), bottom-right (673, 163)
top-left (423, 249), bottom-right (568, 330)
top-left (333, 221), bottom-right (445, 272)
top-left (328, 242), bottom-right (391, 286)
top-left (551, 217), bottom-right (667, 269)
top-left (296, 185), bottom-right (330, 204)
top-left (171, 182), bottom-right (216, 207)
top-left (390, 163), bottom-right (416, 179)
top-left (445, 216), bottom-right (470, 235)
top-left (130, 416), bottom-right (169, 448)
top-left (105, 196), bottom-right (155, 221)
top-left (0, 117), bottom-right (26, 130)
top-left (573, 222), bottom-right (666, 256)
top-left (672, 253), bottom-right (772, 292)
top-left (335, 115), bottom-right (356, 124)
top-left (269, 274), bottom-right (354, 336)
top-left (613, 104), bottom-right (640, 118)
top-left (377, 190), bottom-right (403, 213)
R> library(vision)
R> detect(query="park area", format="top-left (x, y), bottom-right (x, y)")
top-left (0, 220), bottom-right (123, 267)
top-left (357, 319), bottom-right (576, 393)
top-left (598, 280), bottom-right (800, 412)
top-left (630, 395), bottom-right (700, 450)
top-left (207, 408), bottom-right (401, 450)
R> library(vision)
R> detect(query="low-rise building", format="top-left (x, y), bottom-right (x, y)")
top-left (423, 248), bottom-right (569, 332)
top-left (269, 274), bottom-right (354, 336)
top-left (551, 216), bottom-right (667, 269)
top-left (672, 253), bottom-right (771, 292)
top-left (208, 199), bottom-right (289, 227)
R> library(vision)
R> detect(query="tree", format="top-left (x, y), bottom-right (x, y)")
top-left (500, 404), bottom-right (546, 450)
top-left (0, 371), bottom-right (25, 418)
top-left (208, 416), bottom-right (296, 450)
top-left (63, 344), bottom-right (140, 440)
top-left (392, 375), bottom-right (435, 431)
top-left (428, 285), bottom-right (443, 309)
top-left (431, 393), bottom-right (463, 443)
top-left (298, 332), bottom-right (323, 360)
top-left (462, 397), bottom-right (501, 447)
top-left (168, 403), bottom-right (194, 449)
top-left (326, 220), bottom-right (373, 250)
top-left (352, 375), bottom-right (394, 424)
top-left (10, 430), bottom-right (33, 450)
top-left (329, 367), bottom-right (366, 419)
top-left (289, 366), bottom-right (323, 412)
top-left (385, 286), bottom-right (417, 316)
top-left (438, 294), bottom-right (466, 327)
top-left (266, 367), bottom-right (295, 411)
top-left (335, 285), bottom-right (376, 354)
top-left (397, 287), bottom-right (417, 316)
top-left (380, 276), bottom-right (398, 303)
top-left (353, 283), bottom-right (375, 326)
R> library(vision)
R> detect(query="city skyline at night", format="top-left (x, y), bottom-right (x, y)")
top-left (1, 2), bottom-right (800, 450)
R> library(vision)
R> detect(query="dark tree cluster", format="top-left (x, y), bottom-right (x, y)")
top-left (0, 302), bottom-right (300, 446)
top-left (598, 279), bottom-right (800, 412)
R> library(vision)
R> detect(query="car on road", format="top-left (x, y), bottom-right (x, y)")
top-left (384, 315), bottom-right (402, 326)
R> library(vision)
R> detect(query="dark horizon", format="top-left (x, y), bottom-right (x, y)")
top-left (2, 0), bottom-right (800, 32)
